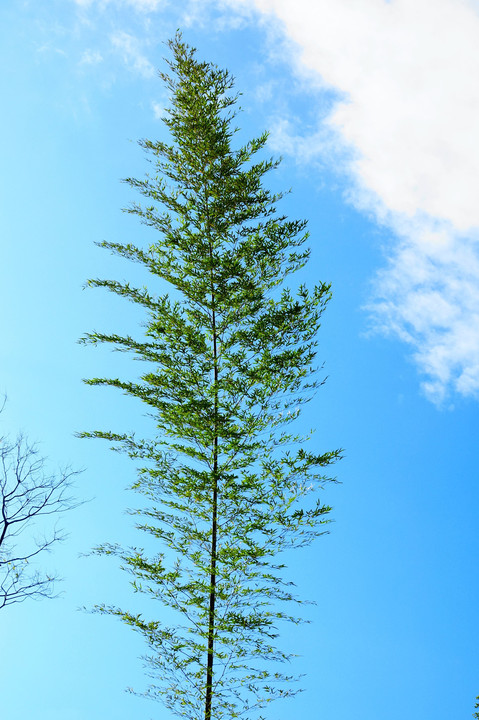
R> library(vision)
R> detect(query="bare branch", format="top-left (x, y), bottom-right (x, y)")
top-left (0, 410), bottom-right (81, 608)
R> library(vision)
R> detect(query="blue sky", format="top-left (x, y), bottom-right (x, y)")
top-left (1, 1), bottom-right (479, 718)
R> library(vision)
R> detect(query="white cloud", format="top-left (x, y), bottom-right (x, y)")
top-left (110, 30), bottom-right (154, 77)
top-left (367, 221), bottom-right (479, 402)
top-left (224, 0), bottom-right (479, 402)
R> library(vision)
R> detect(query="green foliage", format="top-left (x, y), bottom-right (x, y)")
top-left (81, 33), bottom-right (340, 720)
top-left (474, 695), bottom-right (479, 718)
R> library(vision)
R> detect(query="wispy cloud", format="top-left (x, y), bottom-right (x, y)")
top-left (181, 0), bottom-right (254, 28)
top-left (110, 30), bottom-right (154, 77)
top-left (225, 0), bottom-right (479, 402)
top-left (126, 0), bottom-right (163, 8)
top-left (79, 48), bottom-right (103, 65)
top-left (36, 43), bottom-right (68, 57)
top-left (74, 0), bottom-right (164, 10)
top-left (152, 100), bottom-right (163, 119)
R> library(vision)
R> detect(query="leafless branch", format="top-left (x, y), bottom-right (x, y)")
top-left (0, 413), bottom-right (81, 609)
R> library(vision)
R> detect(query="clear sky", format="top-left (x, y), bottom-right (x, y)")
top-left (1, 1), bottom-right (478, 718)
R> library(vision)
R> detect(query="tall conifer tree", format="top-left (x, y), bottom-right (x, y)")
top-left (82, 34), bottom-right (340, 720)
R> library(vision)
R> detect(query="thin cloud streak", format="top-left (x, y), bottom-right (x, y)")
top-left (225, 0), bottom-right (479, 402)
